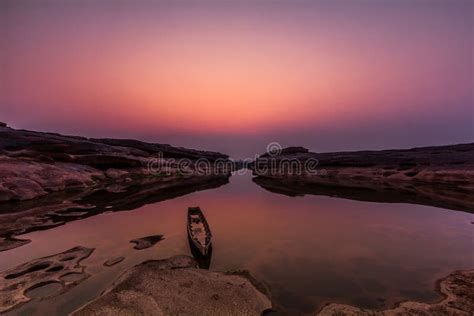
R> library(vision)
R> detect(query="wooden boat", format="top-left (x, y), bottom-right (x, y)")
top-left (187, 207), bottom-right (212, 256)
top-left (187, 234), bottom-right (212, 269)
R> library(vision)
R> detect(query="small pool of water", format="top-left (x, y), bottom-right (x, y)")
top-left (25, 282), bottom-right (63, 300)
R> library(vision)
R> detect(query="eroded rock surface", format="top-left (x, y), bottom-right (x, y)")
top-left (72, 255), bottom-right (272, 316)
top-left (0, 246), bottom-right (94, 313)
top-left (253, 144), bottom-right (474, 212)
top-left (317, 270), bottom-right (474, 315)
top-left (130, 235), bottom-right (164, 250)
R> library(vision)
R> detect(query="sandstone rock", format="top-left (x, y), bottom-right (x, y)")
top-left (130, 235), bottom-right (164, 250)
top-left (254, 143), bottom-right (474, 213)
top-left (0, 246), bottom-right (94, 313)
top-left (0, 156), bottom-right (104, 201)
top-left (72, 255), bottom-right (272, 315)
top-left (0, 126), bottom-right (230, 203)
top-left (0, 126), bottom-right (231, 251)
top-left (317, 270), bottom-right (474, 316)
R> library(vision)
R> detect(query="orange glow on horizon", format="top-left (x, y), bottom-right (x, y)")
top-left (1, 1), bottom-right (472, 141)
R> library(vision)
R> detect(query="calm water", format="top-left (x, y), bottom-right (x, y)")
top-left (1, 173), bottom-right (472, 315)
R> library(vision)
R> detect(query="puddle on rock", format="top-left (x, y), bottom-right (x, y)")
top-left (25, 282), bottom-right (63, 299)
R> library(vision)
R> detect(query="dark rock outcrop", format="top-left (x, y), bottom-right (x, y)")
top-left (253, 144), bottom-right (474, 213)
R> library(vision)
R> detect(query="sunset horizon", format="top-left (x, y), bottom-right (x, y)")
top-left (0, 1), bottom-right (473, 315)
top-left (2, 0), bottom-right (472, 158)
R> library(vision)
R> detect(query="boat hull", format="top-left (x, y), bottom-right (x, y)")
top-left (187, 207), bottom-right (212, 257)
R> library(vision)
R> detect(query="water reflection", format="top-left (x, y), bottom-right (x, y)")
top-left (0, 173), bottom-right (472, 315)
top-left (252, 176), bottom-right (474, 213)
top-left (0, 175), bottom-right (230, 251)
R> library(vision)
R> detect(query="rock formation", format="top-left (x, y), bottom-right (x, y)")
top-left (0, 126), bottom-right (231, 251)
top-left (253, 144), bottom-right (474, 212)
top-left (317, 270), bottom-right (474, 315)
top-left (0, 246), bottom-right (94, 313)
top-left (72, 255), bottom-right (272, 315)
top-left (0, 125), bottom-right (230, 202)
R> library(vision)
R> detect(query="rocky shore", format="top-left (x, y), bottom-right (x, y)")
top-left (1, 246), bottom-right (472, 315)
top-left (0, 125), bottom-right (229, 202)
top-left (317, 269), bottom-right (474, 315)
top-left (1, 125), bottom-right (472, 315)
top-left (253, 144), bottom-right (474, 212)
top-left (72, 255), bottom-right (272, 315)
top-left (0, 246), bottom-right (94, 313)
top-left (0, 126), bottom-right (231, 251)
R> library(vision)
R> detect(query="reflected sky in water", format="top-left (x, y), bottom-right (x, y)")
top-left (1, 173), bottom-right (472, 315)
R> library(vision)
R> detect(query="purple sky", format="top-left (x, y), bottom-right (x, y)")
top-left (1, 0), bottom-right (473, 158)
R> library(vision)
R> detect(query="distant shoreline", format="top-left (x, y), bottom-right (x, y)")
top-left (252, 143), bottom-right (474, 213)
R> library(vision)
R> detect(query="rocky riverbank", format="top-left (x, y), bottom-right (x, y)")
top-left (0, 246), bottom-right (94, 313)
top-left (1, 246), bottom-right (472, 315)
top-left (0, 126), bottom-right (231, 251)
top-left (0, 125), bottom-right (229, 202)
top-left (253, 144), bottom-right (474, 212)
top-left (317, 269), bottom-right (474, 315)
top-left (72, 255), bottom-right (272, 315)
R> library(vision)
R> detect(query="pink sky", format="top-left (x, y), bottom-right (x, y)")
top-left (1, 0), bottom-right (472, 157)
